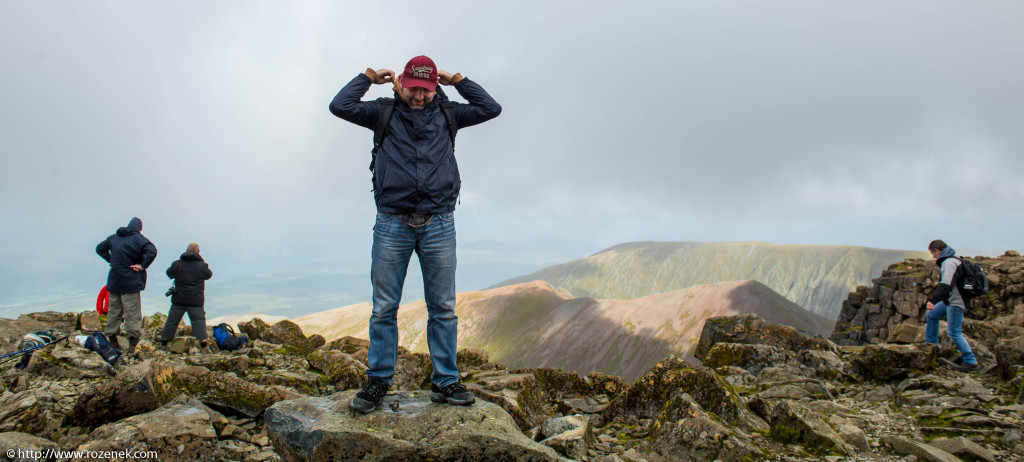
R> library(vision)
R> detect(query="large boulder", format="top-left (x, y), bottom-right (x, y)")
top-left (240, 319), bottom-right (324, 356)
top-left (171, 365), bottom-right (300, 417)
top-left (264, 390), bottom-right (566, 461)
top-left (18, 312), bottom-right (78, 336)
top-left (850, 343), bottom-right (938, 381)
top-left (66, 360), bottom-right (178, 428)
top-left (769, 400), bottom-right (853, 456)
top-left (696, 314), bottom-right (836, 361)
top-left (538, 415), bottom-right (592, 460)
top-left (185, 353), bottom-right (251, 377)
top-left (994, 335), bottom-right (1024, 379)
top-left (466, 367), bottom-right (619, 432)
top-left (602, 356), bottom-right (766, 433)
top-left (252, 369), bottom-right (325, 395)
top-left (929, 436), bottom-right (997, 462)
top-left (267, 320), bottom-right (325, 356)
top-left (77, 396), bottom-right (223, 460)
top-left (78, 310), bottom-right (102, 332)
top-left (0, 390), bottom-right (59, 436)
top-left (650, 393), bottom-right (763, 462)
top-left (883, 436), bottom-right (962, 462)
top-left (23, 340), bottom-right (115, 379)
top-left (701, 342), bottom-right (792, 376)
top-left (238, 318), bottom-right (272, 341)
top-left (306, 349), bottom-right (366, 390)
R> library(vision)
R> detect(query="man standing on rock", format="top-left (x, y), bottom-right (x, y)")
top-left (330, 56), bottom-right (501, 412)
top-left (96, 217), bottom-right (157, 354)
top-left (924, 239), bottom-right (979, 372)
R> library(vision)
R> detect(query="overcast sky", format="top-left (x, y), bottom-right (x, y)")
top-left (2, 1), bottom-right (1022, 305)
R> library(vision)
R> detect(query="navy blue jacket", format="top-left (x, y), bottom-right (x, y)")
top-left (329, 73), bottom-right (501, 213)
top-left (167, 252), bottom-right (212, 307)
top-left (96, 218), bottom-right (158, 294)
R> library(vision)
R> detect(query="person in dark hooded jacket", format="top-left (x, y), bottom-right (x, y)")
top-left (329, 56), bottom-right (501, 413)
top-left (96, 217), bottom-right (157, 353)
top-left (160, 242), bottom-right (213, 352)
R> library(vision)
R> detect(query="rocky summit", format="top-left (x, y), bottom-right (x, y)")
top-left (0, 265), bottom-right (1023, 461)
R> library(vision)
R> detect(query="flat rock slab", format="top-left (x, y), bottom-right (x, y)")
top-left (265, 390), bottom-right (566, 461)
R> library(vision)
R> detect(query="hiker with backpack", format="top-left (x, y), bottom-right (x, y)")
top-left (96, 217), bottom-right (157, 354)
top-left (161, 243), bottom-right (213, 353)
top-left (924, 239), bottom-right (982, 372)
top-left (329, 56), bottom-right (501, 413)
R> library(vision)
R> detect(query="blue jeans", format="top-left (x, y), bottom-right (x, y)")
top-left (925, 302), bottom-right (977, 365)
top-left (367, 212), bottom-right (459, 387)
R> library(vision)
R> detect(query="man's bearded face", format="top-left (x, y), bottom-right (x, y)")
top-left (403, 86), bottom-right (436, 110)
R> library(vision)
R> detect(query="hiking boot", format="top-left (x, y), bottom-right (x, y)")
top-left (106, 334), bottom-right (121, 351)
top-left (127, 337), bottom-right (140, 354)
top-left (952, 362), bottom-right (980, 373)
top-left (430, 382), bottom-right (475, 405)
top-left (952, 355), bottom-right (964, 365)
top-left (349, 378), bottom-right (390, 414)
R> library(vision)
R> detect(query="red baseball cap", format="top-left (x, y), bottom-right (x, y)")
top-left (402, 55), bottom-right (438, 91)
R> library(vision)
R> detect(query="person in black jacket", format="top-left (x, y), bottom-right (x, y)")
top-left (330, 56), bottom-right (501, 413)
top-left (160, 243), bottom-right (213, 352)
top-left (96, 217), bottom-right (157, 353)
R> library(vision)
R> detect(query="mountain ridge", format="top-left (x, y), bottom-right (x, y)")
top-left (491, 241), bottom-right (928, 319)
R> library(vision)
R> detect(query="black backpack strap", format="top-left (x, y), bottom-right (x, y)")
top-left (370, 98), bottom-right (396, 173)
top-left (439, 101), bottom-right (458, 146)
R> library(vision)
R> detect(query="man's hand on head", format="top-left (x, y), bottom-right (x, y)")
top-left (365, 68), bottom-right (396, 85)
top-left (438, 70), bottom-right (463, 86)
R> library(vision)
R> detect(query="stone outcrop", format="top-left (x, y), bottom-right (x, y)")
top-left (0, 390), bottom-right (60, 436)
top-left (76, 396), bottom-right (224, 460)
top-left (537, 415), bottom-right (592, 459)
top-left (850, 343), bottom-right (939, 381)
top-left (66, 360), bottom-right (178, 428)
top-left (264, 390), bottom-right (566, 462)
top-left (832, 251), bottom-right (1024, 348)
top-left (24, 339), bottom-right (115, 379)
top-left (696, 313), bottom-right (836, 359)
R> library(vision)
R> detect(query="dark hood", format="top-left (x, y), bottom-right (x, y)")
top-left (117, 217), bottom-right (143, 236)
top-left (180, 251), bottom-right (204, 261)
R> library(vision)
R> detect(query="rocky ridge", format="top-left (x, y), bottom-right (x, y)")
top-left (831, 251), bottom-right (1024, 354)
top-left (0, 279), bottom-right (1019, 460)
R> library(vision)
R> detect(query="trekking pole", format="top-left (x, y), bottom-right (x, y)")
top-left (0, 335), bottom-right (70, 365)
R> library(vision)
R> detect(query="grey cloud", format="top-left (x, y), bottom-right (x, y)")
top-left (1, 1), bottom-right (1022, 310)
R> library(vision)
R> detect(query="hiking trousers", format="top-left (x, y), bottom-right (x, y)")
top-left (161, 303), bottom-right (208, 341)
top-left (925, 301), bottom-right (977, 365)
top-left (104, 291), bottom-right (143, 340)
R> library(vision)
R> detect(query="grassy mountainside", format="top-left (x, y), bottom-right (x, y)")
top-left (491, 241), bottom-right (927, 320)
top-left (291, 280), bottom-right (833, 381)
